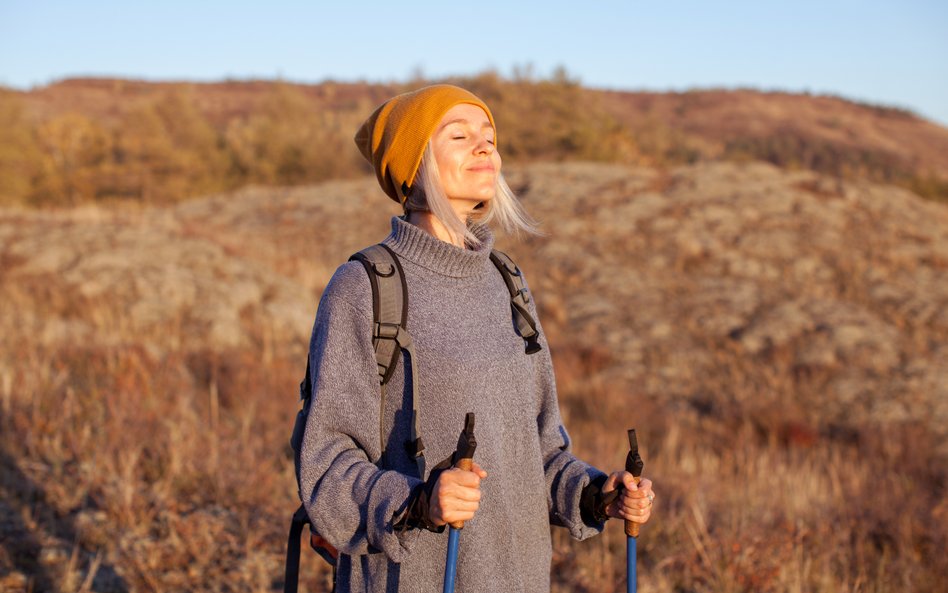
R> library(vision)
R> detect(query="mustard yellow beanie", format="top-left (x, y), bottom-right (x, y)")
top-left (354, 85), bottom-right (496, 203)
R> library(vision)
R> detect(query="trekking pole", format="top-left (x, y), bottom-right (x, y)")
top-left (443, 413), bottom-right (476, 593)
top-left (625, 429), bottom-right (645, 593)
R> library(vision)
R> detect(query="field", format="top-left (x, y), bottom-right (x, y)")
top-left (1, 157), bottom-right (946, 592)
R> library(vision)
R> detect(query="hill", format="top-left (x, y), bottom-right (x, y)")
top-left (2, 74), bottom-right (948, 207)
top-left (1, 161), bottom-right (945, 591)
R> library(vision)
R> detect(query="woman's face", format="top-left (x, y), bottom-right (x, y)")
top-left (429, 103), bottom-right (501, 207)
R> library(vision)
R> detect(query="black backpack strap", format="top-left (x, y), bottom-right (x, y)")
top-left (350, 244), bottom-right (407, 384)
top-left (350, 244), bottom-right (425, 478)
top-left (291, 360), bottom-right (312, 500)
top-left (285, 504), bottom-right (338, 593)
top-left (489, 250), bottom-right (542, 355)
top-left (284, 504), bottom-right (308, 593)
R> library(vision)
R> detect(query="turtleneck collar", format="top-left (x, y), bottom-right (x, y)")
top-left (382, 216), bottom-right (495, 278)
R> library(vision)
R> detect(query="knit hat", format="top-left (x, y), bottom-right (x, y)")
top-left (354, 85), bottom-right (496, 203)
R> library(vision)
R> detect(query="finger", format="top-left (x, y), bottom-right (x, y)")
top-left (621, 472), bottom-right (639, 491)
top-left (634, 480), bottom-right (656, 508)
top-left (616, 498), bottom-right (642, 513)
top-left (638, 478), bottom-right (654, 496)
top-left (604, 500), bottom-right (622, 519)
top-left (618, 487), bottom-right (655, 510)
top-left (638, 505), bottom-right (652, 523)
top-left (618, 497), bottom-right (651, 514)
top-left (620, 489), bottom-right (650, 505)
top-left (624, 477), bottom-right (653, 496)
top-left (443, 482), bottom-right (482, 503)
top-left (441, 507), bottom-right (477, 524)
top-left (440, 495), bottom-right (482, 523)
top-left (601, 472), bottom-right (622, 493)
top-left (470, 461), bottom-right (489, 479)
top-left (434, 476), bottom-right (481, 505)
top-left (622, 490), bottom-right (648, 503)
top-left (616, 496), bottom-right (640, 513)
top-left (607, 498), bottom-right (645, 520)
top-left (439, 506), bottom-right (477, 523)
top-left (432, 492), bottom-right (479, 518)
top-left (618, 502), bottom-right (651, 521)
top-left (443, 497), bottom-right (481, 513)
top-left (621, 508), bottom-right (651, 524)
top-left (444, 467), bottom-right (482, 488)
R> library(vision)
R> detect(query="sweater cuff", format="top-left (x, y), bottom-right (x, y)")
top-left (393, 455), bottom-right (453, 534)
top-left (393, 482), bottom-right (445, 534)
top-left (579, 473), bottom-right (611, 527)
top-left (366, 470), bottom-right (423, 562)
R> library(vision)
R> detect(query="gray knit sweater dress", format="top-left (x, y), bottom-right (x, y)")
top-left (300, 217), bottom-right (607, 592)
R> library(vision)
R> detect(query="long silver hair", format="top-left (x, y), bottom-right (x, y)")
top-left (405, 144), bottom-right (539, 247)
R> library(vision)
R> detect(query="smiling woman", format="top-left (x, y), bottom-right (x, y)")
top-left (403, 98), bottom-right (535, 247)
top-left (288, 84), bottom-right (655, 593)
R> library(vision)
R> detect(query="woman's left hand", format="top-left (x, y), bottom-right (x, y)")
top-left (602, 472), bottom-right (654, 524)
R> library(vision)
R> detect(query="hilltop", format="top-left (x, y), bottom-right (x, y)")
top-left (2, 74), bottom-right (948, 207)
top-left (1, 161), bottom-right (945, 591)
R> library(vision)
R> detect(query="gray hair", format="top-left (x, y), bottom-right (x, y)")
top-left (405, 144), bottom-right (539, 247)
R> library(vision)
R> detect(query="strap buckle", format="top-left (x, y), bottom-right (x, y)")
top-left (375, 321), bottom-right (400, 341)
top-left (406, 437), bottom-right (425, 459)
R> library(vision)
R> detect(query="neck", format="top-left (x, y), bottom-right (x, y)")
top-left (406, 208), bottom-right (473, 248)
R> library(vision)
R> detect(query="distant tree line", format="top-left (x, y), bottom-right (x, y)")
top-left (0, 73), bottom-right (945, 207)
top-left (0, 84), bottom-right (369, 206)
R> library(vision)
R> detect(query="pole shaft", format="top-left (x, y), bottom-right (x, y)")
top-left (443, 527), bottom-right (461, 593)
top-left (627, 535), bottom-right (637, 593)
top-left (443, 413), bottom-right (476, 592)
top-left (625, 428), bottom-right (644, 593)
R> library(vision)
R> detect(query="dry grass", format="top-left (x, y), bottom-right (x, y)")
top-left (551, 346), bottom-right (946, 593)
top-left (1, 161), bottom-right (946, 592)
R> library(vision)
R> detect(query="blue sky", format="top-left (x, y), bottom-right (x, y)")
top-left (2, 0), bottom-right (946, 125)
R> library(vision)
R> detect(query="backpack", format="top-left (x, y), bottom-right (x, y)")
top-left (283, 244), bottom-right (541, 593)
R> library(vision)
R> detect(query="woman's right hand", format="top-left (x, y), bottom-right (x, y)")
top-left (428, 462), bottom-right (488, 527)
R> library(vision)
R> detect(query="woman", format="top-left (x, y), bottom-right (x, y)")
top-left (299, 84), bottom-right (655, 592)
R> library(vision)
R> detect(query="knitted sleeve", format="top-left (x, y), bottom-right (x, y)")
top-left (526, 276), bottom-right (609, 541)
top-left (298, 262), bottom-right (423, 562)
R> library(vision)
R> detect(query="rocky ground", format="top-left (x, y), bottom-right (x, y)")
top-left (1, 161), bottom-right (945, 592)
top-left (509, 161), bottom-right (948, 449)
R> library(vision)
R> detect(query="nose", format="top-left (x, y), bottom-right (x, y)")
top-left (474, 133), bottom-right (494, 155)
